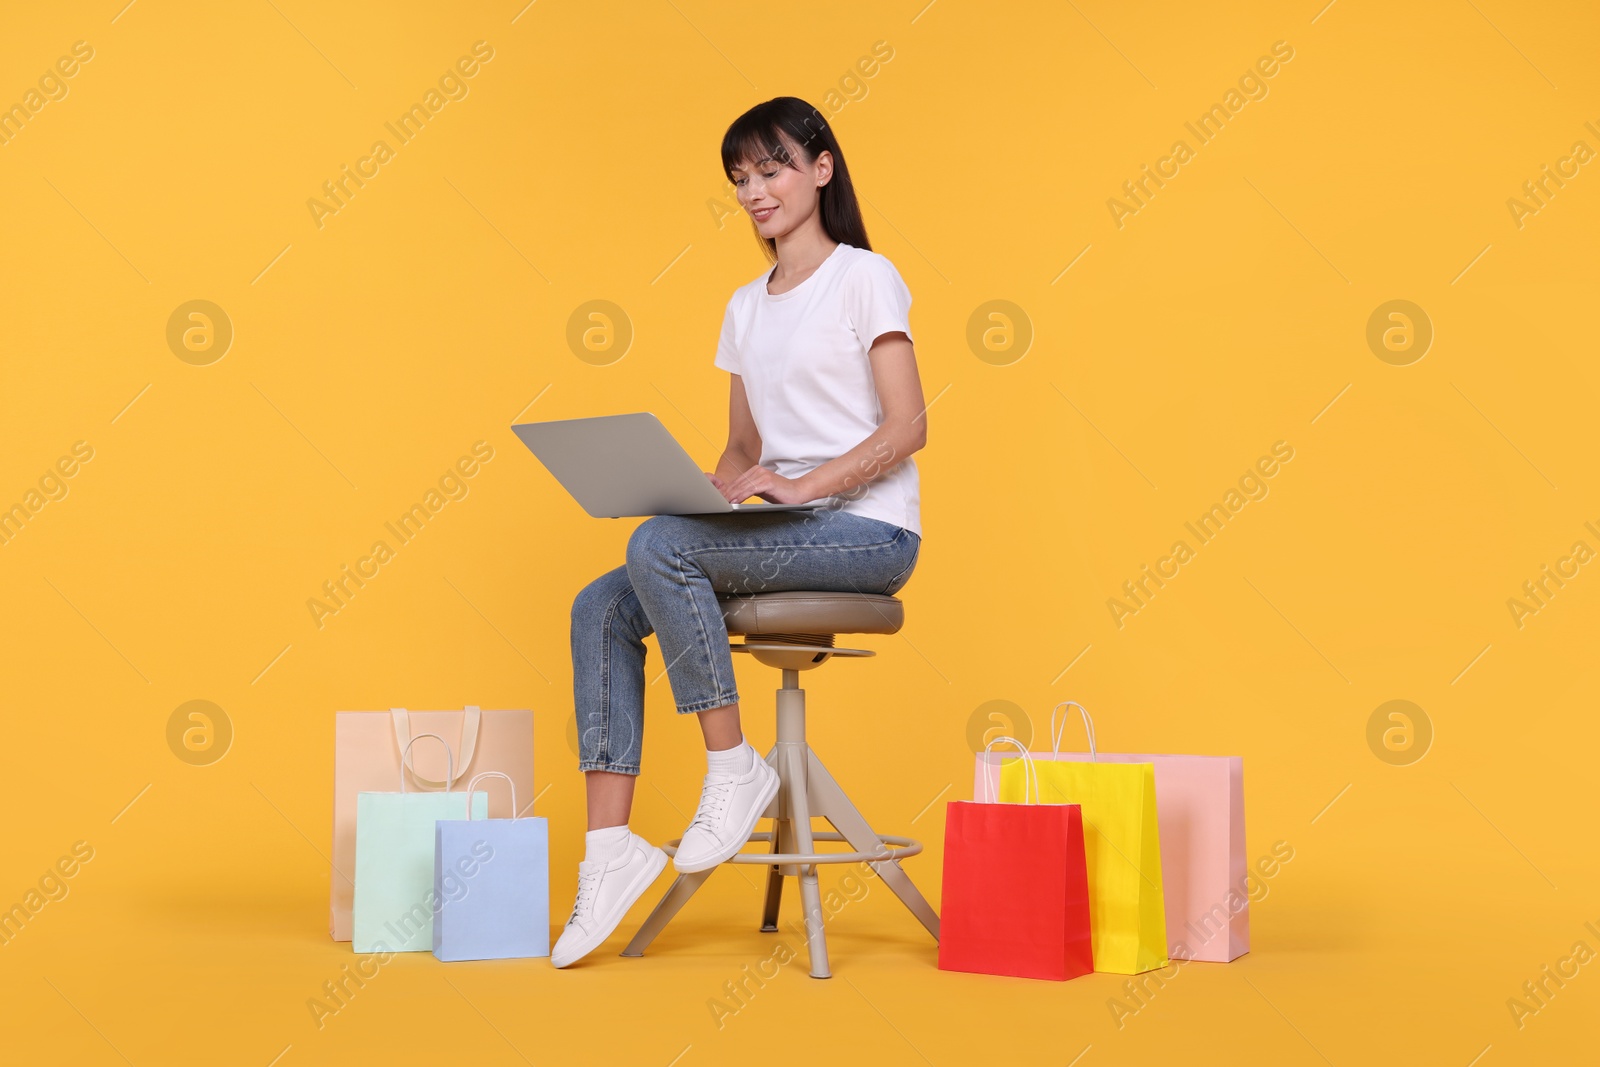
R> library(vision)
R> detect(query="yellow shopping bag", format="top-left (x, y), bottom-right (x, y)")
top-left (998, 702), bottom-right (1168, 974)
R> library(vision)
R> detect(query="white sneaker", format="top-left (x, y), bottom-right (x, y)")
top-left (674, 755), bottom-right (780, 873)
top-left (550, 833), bottom-right (667, 968)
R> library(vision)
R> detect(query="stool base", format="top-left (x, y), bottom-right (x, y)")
top-left (620, 737), bottom-right (940, 979)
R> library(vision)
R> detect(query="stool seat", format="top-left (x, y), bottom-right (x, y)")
top-left (719, 591), bottom-right (903, 636)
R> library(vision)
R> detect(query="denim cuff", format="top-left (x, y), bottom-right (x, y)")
top-left (577, 758), bottom-right (641, 776)
top-left (674, 691), bottom-right (741, 715)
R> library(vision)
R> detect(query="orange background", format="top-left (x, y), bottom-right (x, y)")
top-left (0, 1), bottom-right (1595, 1064)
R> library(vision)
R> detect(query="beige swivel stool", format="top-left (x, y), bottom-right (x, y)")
top-left (621, 590), bottom-right (941, 978)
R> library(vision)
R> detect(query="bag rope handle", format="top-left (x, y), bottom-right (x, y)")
top-left (1051, 701), bottom-right (1097, 761)
top-left (398, 733), bottom-right (453, 794)
top-left (980, 735), bottom-right (1039, 805)
top-left (464, 771), bottom-right (517, 821)
top-left (390, 707), bottom-right (482, 787)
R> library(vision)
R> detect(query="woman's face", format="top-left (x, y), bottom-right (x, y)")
top-left (730, 141), bottom-right (832, 239)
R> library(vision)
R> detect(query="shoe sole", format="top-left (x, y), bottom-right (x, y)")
top-left (550, 846), bottom-right (668, 968)
top-left (673, 762), bottom-right (782, 874)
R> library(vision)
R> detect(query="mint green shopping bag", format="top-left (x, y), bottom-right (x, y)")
top-left (353, 732), bottom-right (486, 953)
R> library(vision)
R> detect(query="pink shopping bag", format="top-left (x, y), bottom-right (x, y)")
top-left (332, 707), bottom-right (532, 941)
top-left (975, 702), bottom-right (1247, 963)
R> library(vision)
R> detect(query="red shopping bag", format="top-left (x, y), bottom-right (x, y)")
top-left (938, 737), bottom-right (1094, 981)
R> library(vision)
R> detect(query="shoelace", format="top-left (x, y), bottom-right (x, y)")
top-left (687, 774), bottom-right (736, 832)
top-left (568, 864), bottom-right (602, 925)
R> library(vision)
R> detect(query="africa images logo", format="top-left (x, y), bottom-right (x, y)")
top-left (306, 41), bottom-right (495, 229)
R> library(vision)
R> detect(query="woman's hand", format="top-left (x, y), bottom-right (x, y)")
top-left (712, 465), bottom-right (815, 505)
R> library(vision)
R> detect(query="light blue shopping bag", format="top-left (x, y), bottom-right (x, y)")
top-left (353, 733), bottom-right (486, 953)
top-left (433, 771), bottom-right (550, 961)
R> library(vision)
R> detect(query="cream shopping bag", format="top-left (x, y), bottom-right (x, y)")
top-left (331, 706), bottom-right (532, 941)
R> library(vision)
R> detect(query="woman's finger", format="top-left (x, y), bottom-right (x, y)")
top-left (727, 466), bottom-right (761, 501)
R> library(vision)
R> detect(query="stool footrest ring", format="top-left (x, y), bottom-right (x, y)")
top-left (660, 830), bottom-right (921, 866)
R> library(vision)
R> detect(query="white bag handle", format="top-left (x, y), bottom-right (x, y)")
top-left (465, 771), bottom-right (518, 821)
top-left (1051, 701), bottom-right (1097, 761)
top-left (399, 733), bottom-right (453, 794)
top-left (980, 735), bottom-right (1039, 805)
top-left (391, 706), bottom-right (481, 787)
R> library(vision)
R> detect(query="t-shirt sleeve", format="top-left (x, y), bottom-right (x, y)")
top-left (845, 254), bottom-right (914, 351)
top-left (713, 297), bottom-right (741, 374)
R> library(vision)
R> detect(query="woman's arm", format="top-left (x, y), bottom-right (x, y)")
top-left (797, 331), bottom-right (927, 499)
top-left (718, 331), bottom-right (928, 505)
top-left (708, 373), bottom-right (763, 494)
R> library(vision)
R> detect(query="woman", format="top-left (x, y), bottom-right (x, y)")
top-left (552, 96), bottom-right (927, 968)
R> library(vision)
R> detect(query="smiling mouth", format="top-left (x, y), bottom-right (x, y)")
top-left (751, 207), bottom-right (777, 219)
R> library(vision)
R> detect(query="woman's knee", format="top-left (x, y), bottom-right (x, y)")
top-left (624, 515), bottom-right (681, 573)
top-left (572, 567), bottom-right (627, 626)
top-left (882, 537), bottom-right (921, 596)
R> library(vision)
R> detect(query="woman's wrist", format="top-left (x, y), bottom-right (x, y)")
top-left (796, 469), bottom-right (828, 500)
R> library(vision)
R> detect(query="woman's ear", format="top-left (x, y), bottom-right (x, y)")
top-left (815, 149), bottom-right (833, 187)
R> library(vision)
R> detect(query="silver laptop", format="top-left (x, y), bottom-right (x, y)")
top-left (512, 412), bottom-right (829, 519)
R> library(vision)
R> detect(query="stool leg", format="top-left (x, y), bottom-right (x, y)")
top-left (804, 749), bottom-right (941, 941)
top-left (759, 830), bottom-right (785, 931)
top-left (619, 868), bottom-right (715, 957)
top-left (760, 749), bottom-right (786, 932)
top-left (783, 744), bottom-right (831, 978)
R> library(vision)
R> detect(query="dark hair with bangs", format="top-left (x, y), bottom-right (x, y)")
top-left (721, 97), bottom-right (871, 261)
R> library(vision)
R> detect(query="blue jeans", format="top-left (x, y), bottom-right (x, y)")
top-left (569, 508), bottom-right (921, 775)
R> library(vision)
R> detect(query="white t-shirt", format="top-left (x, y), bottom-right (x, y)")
top-left (713, 242), bottom-right (922, 537)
